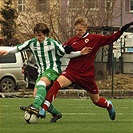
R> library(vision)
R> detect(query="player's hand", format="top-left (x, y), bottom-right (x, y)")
top-left (0, 50), bottom-right (8, 55)
top-left (80, 47), bottom-right (92, 55)
top-left (121, 22), bottom-right (133, 33)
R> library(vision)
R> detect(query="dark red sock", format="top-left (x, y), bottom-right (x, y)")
top-left (42, 80), bottom-right (61, 110)
top-left (46, 80), bottom-right (61, 102)
top-left (42, 104), bottom-right (48, 110)
top-left (95, 97), bottom-right (112, 110)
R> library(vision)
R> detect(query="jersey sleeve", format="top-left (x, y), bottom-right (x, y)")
top-left (17, 38), bottom-right (36, 52)
top-left (64, 51), bottom-right (81, 58)
top-left (98, 30), bottom-right (122, 46)
top-left (52, 41), bottom-right (65, 57)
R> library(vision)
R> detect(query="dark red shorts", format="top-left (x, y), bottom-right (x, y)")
top-left (61, 69), bottom-right (99, 94)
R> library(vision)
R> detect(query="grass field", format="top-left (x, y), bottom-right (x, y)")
top-left (0, 98), bottom-right (133, 133)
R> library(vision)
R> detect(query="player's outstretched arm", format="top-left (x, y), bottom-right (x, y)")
top-left (120, 22), bottom-right (133, 33)
top-left (64, 47), bottom-right (92, 58)
top-left (0, 47), bottom-right (19, 56)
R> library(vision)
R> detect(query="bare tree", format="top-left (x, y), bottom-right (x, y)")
top-left (59, 0), bottom-right (121, 78)
top-left (15, 0), bottom-right (121, 78)
top-left (16, 0), bottom-right (61, 42)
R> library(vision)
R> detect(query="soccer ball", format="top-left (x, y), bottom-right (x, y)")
top-left (24, 111), bottom-right (39, 124)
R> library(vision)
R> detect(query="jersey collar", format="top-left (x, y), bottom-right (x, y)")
top-left (82, 32), bottom-right (89, 38)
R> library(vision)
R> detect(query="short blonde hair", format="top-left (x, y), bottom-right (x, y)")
top-left (74, 17), bottom-right (88, 28)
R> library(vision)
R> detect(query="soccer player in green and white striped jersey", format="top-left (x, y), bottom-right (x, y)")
top-left (0, 23), bottom-right (92, 122)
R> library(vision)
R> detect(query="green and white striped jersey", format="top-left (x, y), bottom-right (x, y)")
top-left (17, 37), bottom-right (65, 75)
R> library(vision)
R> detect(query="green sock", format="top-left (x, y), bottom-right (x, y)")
top-left (34, 85), bottom-right (46, 109)
top-left (47, 104), bottom-right (61, 115)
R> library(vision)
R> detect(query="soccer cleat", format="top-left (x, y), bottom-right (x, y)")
top-left (20, 105), bottom-right (46, 118)
top-left (20, 105), bottom-right (39, 116)
top-left (50, 113), bottom-right (62, 123)
top-left (20, 104), bottom-right (32, 111)
top-left (38, 108), bottom-right (46, 118)
top-left (107, 100), bottom-right (116, 120)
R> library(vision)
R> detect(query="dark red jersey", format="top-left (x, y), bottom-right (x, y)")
top-left (64, 30), bottom-right (122, 77)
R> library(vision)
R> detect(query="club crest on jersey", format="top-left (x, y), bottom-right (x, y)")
top-left (85, 39), bottom-right (89, 43)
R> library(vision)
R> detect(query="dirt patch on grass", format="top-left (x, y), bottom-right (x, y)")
top-left (96, 74), bottom-right (133, 90)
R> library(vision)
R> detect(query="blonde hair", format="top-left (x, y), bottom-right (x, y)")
top-left (74, 17), bottom-right (88, 28)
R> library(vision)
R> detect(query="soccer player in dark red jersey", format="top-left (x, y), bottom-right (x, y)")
top-left (41, 18), bottom-right (133, 121)
top-left (23, 17), bottom-right (133, 121)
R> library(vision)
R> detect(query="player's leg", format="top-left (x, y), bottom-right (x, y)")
top-left (21, 69), bottom-right (64, 122)
top-left (47, 104), bottom-right (62, 122)
top-left (33, 69), bottom-right (60, 110)
top-left (79, 76), bottom-right (115, 120)
top-left (42, 75), bottom-right (72, 110)
top-left (20, 77), bottom-right (50, 117)
top-left (87, 77), bottom-right (115, 120)
top-left (20, 69), bottom-right (57, 116)
top-left (88, 92), bottom-right (115, 120)
top-left (33, 76), bottom-right (51, 109)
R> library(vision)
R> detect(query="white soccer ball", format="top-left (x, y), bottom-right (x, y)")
top-left (24, 111), bottom-right (39, 124)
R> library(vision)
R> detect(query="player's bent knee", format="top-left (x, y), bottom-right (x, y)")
top-left (36, 80), bottom-right (46, 88)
